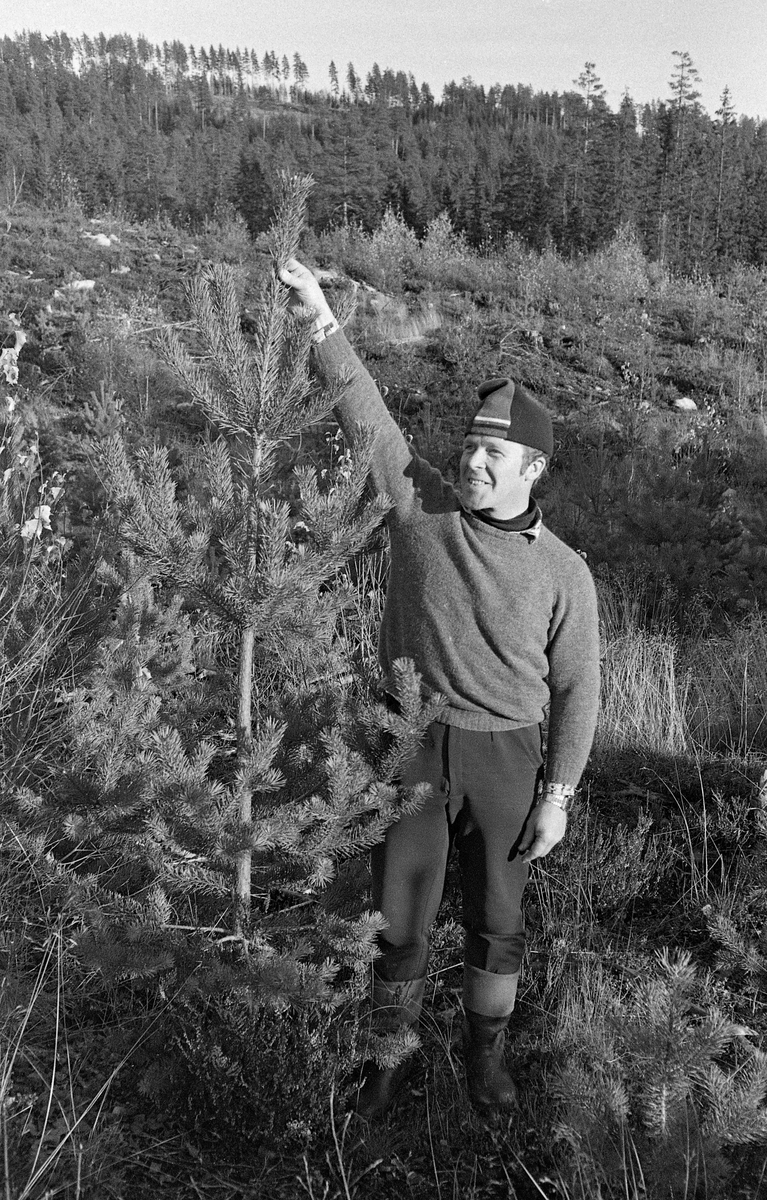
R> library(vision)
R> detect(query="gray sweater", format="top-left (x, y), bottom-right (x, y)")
top-left (315, 331), bottom-right (600, 787)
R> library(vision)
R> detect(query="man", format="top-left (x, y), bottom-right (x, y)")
top-left (280, 258), bottom-right (600, 1120)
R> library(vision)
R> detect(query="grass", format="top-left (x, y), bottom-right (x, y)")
top-left (0, 853), bottom-right (126, 1199)
top-left (599, 627), bottom-right (690, 756)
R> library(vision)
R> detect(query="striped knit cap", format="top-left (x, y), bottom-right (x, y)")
top-left (467, 377), bottom-right (554, 457)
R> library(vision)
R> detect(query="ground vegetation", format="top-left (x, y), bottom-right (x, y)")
top-left (0, 181), bottom-right (766, 1198)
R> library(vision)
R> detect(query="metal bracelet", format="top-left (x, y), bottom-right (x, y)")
top-left (538, 783), bottom-right (577, 813)
top-left (311, 318), bottom-right (339, 344)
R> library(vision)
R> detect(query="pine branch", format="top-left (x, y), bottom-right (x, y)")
top-left (189, 266), bottom-right (261, 429)
top-left (157, 326), bottom-right (248, 436)
top-left (267, 171), bottom-right (314, 271)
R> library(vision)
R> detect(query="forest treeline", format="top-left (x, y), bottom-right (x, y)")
top-left (1, 30), bottom-right (767, 273)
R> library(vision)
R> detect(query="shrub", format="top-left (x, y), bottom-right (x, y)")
top-left (584, 223), bottom-right (653, 311)
top-left (367, 207), bottom-right (419, 290)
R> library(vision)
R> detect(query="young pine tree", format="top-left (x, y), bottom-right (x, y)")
top-left (37, 173), bottom-right (443, 1018)
top-left (553, 949), bottom-right (767, 1198)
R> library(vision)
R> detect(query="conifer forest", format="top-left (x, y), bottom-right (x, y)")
top-left (2, 28), bottom-right (767, 1200)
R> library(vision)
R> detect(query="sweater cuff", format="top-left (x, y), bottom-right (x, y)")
top-left (312, 326), bottom-right (355, 374)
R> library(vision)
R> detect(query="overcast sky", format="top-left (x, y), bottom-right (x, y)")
top-left (4, 0), bottom-right (766, 119)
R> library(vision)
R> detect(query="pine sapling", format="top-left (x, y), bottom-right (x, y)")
top-left (552, 948), bottom-right (767, 1197)
top-left (77, 173), bottom-right (442, 1013)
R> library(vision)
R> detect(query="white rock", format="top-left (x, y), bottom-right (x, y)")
top-left (313, 267), bottom-right (340, 284)
top-left (672, 396), bottom-right (697, 412)
top-left (66, 280), bottom-right (96, 291)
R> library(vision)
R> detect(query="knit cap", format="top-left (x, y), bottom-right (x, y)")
top-left (467, 377), bottom-right (554, 457)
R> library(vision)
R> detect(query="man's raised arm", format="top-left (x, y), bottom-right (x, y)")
top-left (279, 258), bottom-right (420, 505)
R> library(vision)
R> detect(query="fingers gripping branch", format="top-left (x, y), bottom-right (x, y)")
top-left (278, 257), bottom-right (337, 329)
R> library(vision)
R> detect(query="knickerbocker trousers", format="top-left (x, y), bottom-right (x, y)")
top-left (372, 721), bottom-right (543, 983)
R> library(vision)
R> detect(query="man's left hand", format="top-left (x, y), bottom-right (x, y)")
top-left (519, 801), bottom-right (568, 864)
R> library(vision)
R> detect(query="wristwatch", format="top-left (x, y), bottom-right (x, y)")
top-left (311, 316), bottom-right (340, 344)
top-left (538, 782), bottom-right (576, 813)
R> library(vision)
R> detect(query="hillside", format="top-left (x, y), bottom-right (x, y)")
top-left (3, 200), bottom-right (766, 620)
top-left (2, 198), bottom-right (767, 1198)
top-left (2, 32), bottom-right (767, 273)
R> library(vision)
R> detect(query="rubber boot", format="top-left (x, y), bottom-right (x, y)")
top-left (462, 965), bottom-right (519, 1113)
top-left (463, 1008), bottom-right (518, 1112)
top-left (353, 975), bottom-right (425, 1121)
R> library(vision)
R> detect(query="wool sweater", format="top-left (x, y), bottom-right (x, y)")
top-left (314, 331), bottom-right (601, 787)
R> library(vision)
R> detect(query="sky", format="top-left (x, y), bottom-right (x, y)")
top-left (3, 0), bottom-right (766, 120)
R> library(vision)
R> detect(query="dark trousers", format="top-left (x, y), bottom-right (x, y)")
top-left (372, 721), bottom-right (543, 982)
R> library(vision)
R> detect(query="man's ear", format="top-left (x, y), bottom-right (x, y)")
top-left (524, 456), bottom-right (546, 483)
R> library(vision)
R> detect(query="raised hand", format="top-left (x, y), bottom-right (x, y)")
top-left (278, 257), bottom-right (335, 325)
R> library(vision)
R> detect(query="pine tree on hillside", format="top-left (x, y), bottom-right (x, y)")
top-left (714, 85), bottom-right (738, 255)
top-left (310, 108), bottom-right (385, 229)
top-left (7, 173), bottom-right (442, 1018)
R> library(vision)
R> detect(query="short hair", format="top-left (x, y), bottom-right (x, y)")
top-left (521, 445), bottom-right (549, 473)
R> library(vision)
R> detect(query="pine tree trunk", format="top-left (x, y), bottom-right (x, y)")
top-left (715, 133), bottom-right (725, 250)
top-left (235, 622), bottom-right (255, 933)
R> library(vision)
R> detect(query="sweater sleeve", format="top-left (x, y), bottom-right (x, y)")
top-left (313, 329), bottom-right (421, 510)
top-left (544, 558), bottom-right (601, 788)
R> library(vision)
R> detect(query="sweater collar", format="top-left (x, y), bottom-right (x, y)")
top-left (461, 502), bottom-right (543, 541)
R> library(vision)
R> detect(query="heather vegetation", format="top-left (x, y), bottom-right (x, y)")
top-left (1, 165), bottom-right (767, 1197)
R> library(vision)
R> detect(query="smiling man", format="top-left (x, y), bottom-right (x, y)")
top-left (460, 378), bottom-right (549, 519)
top-left (279, 259), bottom-right (601, 1121)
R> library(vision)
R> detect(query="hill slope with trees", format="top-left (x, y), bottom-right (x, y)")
top-left (2, 31), bottom-right (767, 270)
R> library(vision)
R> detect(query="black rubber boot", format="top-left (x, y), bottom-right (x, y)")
top-left (463, 1008), bottom-right (518, 1113)
top-left (353, 976), bottom-right (425, 1122)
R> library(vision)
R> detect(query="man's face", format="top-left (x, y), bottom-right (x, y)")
top-left (459, 434), bottom-right (538, 519)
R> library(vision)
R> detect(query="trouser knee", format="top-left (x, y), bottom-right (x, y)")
top-left (464, 925), bottom-right (526, 976)
top-left (375, 935), bottom-right (430, 984)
